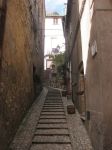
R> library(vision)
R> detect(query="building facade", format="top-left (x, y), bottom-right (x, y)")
top-left (44, 13), bottom-right (65, 70)
top-left (0, 0), bottom-right (45, 149)
top-left (64, 0), bottom-right (112, 150)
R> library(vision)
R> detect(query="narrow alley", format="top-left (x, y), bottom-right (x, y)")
top-left (0, 0), bottom-right (112, 150)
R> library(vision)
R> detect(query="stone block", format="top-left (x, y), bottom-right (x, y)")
top-left (67, 105), bottom-right (75, 114)
top-left (67, 96), bottom-right (75, 114)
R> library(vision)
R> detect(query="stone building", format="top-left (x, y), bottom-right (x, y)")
top-left (0, 0), bottom-right (45, 149)
top-left (64, 0), bottom-right (112, 150)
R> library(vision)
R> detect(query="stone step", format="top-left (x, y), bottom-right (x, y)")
top-left (42, 110), bottom-right (64, 112)
top-left (43, 106), bottom-right (63, 108)
top-left (47, 95), bottom-right (61, 97)
top-left (47, 93), bottom-right (60, 95)
top-left (44, 103), bottom-right (63, 105)
top-left (43, 107), bottom-right (64, 109)
top-left (43, 106), bottom-right (63, 109)
top-left (32, 135), bottom-right (71, 144)
top-left (43, 104), bottom-right (63, 106)
top-left (46, 98), bottom-right (61, 100)
top-left (45, 101), bottom-right (62, 102)
top-left (39, 119), bottom-right (66, 124)
top-left (44, 102), bottom-right (63, 104)
top-left (40, 113), bottom-right (65, 116)
top-left (42, 109), bottom-right (64, 112)
top-left (45, 101), bottom-right (62, 103)
top-left (46, 97), bottom-right (61, 99)
top-left (30, 144), bottom-right (72, 150)
top-left (45, 99), bottom-right (62, 101)
top-left (46, 98), bottom-right (61, 99)
top-left (44, 101), bottom-right (63, 104)
top-left (35, 129), bottom-right (69, 135)
top-left (40, 115), bottom-right (66, 119)
top-left (46, 95), bottom-right (61, 99)
top-left (41, 112), bottom-right (65, 115)
top-left (38, 122), bottom-right (66, 124)
top-left (47, 95), bottom-right (60, 96)
top-left (45, 100), bottom-right (62, 103)
top-left (44, 104), bottom-right (63, 106)
top-left (37, 124), bottom-right (68, 129)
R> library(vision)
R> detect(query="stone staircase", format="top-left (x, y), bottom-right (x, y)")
top-left (30, 89), bottom-right (72, 150)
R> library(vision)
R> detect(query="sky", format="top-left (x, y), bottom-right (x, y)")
top-left (45, 0), bottom-right (68, 15)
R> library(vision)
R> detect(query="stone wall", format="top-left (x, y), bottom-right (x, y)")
top-left (29, 0), bottom-right (45, 95)
top-left (0, 0), bottom-right (45, 149)
top-left (86, 1), bottom-right (112, 149)
top-left (65, 0), bottom-right (112, 149)
top-left (65, 0), bottom-right (83, 108)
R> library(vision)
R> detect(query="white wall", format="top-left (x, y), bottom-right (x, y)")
top-left (44, 17), bottom-right (65, 69)
top-left (80, 0), bottom-right (91, 74)
top-left (45, 17), bottom-right (65, 54)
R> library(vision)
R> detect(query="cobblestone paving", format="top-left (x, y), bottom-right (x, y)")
top-left (9, 87), bottom-right (48, 150)
top-left (9, 87), bottom-right (94, 150)
top-left (62, 97), bottom-right (94, 150)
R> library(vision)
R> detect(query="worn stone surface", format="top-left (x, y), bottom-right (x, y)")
top-left (32, 135), bottom-right (71, 144)
top-left (35, 129), bottom-right (69, 135)
top-left (30, 144), bottom-right (72, 150)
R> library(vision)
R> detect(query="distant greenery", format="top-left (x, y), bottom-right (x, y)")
top-left (51, 53), bottom-right (65, 78)
top-left (52, 52), bottom-right (65, 67)
top-left (46, 53), bottom-right (65, 77)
